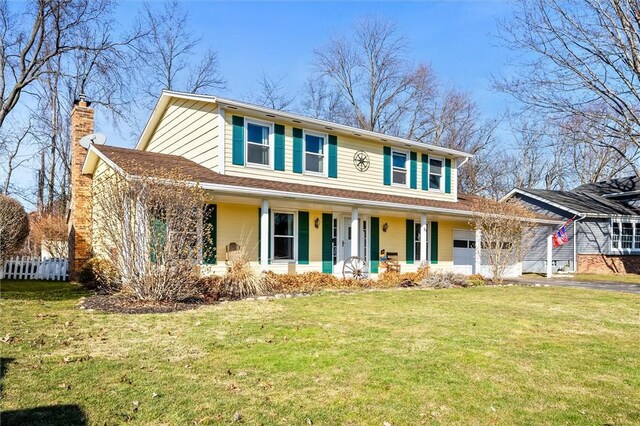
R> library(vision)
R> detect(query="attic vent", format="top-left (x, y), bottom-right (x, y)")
top-left (325, 126), bottom-right (333, 130)
top-left (354, 133), bottom-right (362, 136)
top-left (292, 119), bottom-right (301, 123)
top-left (227, 106), bottom-right (238, 110)
top-left (266, 114), bottom-right (276, 118)
top-left (381, 138), bottom-right (387, 142)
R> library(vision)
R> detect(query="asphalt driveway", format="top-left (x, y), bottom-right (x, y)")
top-left (514, 277), bottom-right (640, 294)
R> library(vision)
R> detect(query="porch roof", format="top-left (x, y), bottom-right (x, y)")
top-left (85, 144), bottom-right (558, 222)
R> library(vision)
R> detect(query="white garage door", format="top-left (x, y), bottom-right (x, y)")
top-left (453, 229), bottom-right (476, 275)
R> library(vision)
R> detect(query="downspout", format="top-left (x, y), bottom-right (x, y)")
top-left (572, 214), bottom-right (587, 273)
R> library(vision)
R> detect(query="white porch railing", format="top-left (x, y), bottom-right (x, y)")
top-left (1, 256), bottom-right (68, 281)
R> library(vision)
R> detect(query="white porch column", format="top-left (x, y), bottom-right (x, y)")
top-left (260, 200), bottom-right (269, 271)
top-left (475, 228), bottom-right (482, 275)
top-left (420, 214), bottom-right (427, 265)
top-left (546, 233), bottom-right (553, 278)
top-left (351, 208), bottom-right (359, 257)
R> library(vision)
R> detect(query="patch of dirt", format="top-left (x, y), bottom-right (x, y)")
top-left (80, 294), bottom-right (214, 314)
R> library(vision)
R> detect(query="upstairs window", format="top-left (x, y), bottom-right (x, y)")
top-left (429, 157), bottom-right (443, 190)
top-left (246, 120), bottom-right (272, 166)
top-left (304, 132), bottom-right (326, 174)
top-left (392, 150), bottom-right (407, 185)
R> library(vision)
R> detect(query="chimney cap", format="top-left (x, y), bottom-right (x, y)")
top-left (74, 93), bottom-right (91, 107)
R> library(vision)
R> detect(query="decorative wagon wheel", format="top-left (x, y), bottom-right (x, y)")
top-left (342, 256), bottom-right (368, 279)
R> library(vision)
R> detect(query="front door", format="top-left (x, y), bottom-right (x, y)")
top-left (335, 216), bottom-right (369, 275)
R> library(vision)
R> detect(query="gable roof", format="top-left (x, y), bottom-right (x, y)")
top-left (84, 144), bottom-right (557, 222)
top-left (503, 187), bottom-right (640, 217)
top-left (135, 90), bottom-right (474, 160)
top-left (573, 175), bottom-right (640, 197)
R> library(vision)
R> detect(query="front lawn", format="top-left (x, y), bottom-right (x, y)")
top-left (1, 280), bottom-right (639, 425)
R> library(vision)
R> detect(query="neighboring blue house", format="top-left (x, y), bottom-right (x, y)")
top-left (503, 176), bottom-right (640, 274)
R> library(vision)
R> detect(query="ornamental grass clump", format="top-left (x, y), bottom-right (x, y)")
top-left (420, 271), bottom-right (469, 289)
top-left (222, 251), bottom-right (272, 299)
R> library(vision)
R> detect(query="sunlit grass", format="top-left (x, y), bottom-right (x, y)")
top-left (1, 280), bottom-right (639, 425)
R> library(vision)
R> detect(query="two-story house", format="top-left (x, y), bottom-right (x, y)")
top-left (69, 91), bottom-right (544, 279)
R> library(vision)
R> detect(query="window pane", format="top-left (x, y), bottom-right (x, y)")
top-left (635, 224), bottom-right (640, 249)
top-left (305, 134), bottom-right (324, 154)
top-left (273, 237), bottom-right (294, 260)
top-left (612, 222), bottom-right (620, 249)
top-left (305, 153), bottom-right (323, 173)
top-left (430, 158), bottom-right (442, 175)
top-left (274, 213), bottom-right (294, 236)
top-left (429, 174), bottom-right (441, 189)
top-left (247, 123), bottom-right (269, 145)
top-left (622, 222), bottom-right (633, 249)
top-left (393, 170), bottom-right (406, 185)
top-left (415, 223), bottom-right (421, 241)
top-left (392, 152), bottom-right (406, 169)
top-left (247, 143), bottom-right (269, 165)
top-left (453, 240), bottom-right (468, 248)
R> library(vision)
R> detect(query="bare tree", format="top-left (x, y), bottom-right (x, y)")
top-left (253, 73), bottom-right (296, 111)
top-left (470, 197), bottom-right (537, 283)
top-left (495, 0), bottom-right (640, 175)
top-left (136, 0), bottom-right (225, 102)
top-left (0, 0), bottom-right (117, 129)
top-left (1, 120), bottom-right (34, 195)
top-left (311, 15), bottom-right (499, 194)
top-left (0, 194), bottom-right (29, 261)
top-left (92, 165), bottom-right (212, 301)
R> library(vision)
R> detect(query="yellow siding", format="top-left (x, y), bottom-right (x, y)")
top-left (223, 112), bottom-right (458, 202)
top-left (217, 203), bottom-right (260, 261)
top-left (379, 216), bottom-right (407, 261)
top-left (308, 210), bottom-right (323, 262)
top-left (146, 98), bottom-right (220, 170)
top-left (91, 159), bottom-right (114, 260)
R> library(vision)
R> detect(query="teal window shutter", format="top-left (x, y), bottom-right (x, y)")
top-left (370, 217), bottom-right (380, 273)
top-left (274, 124), bottom-right (285, 171)
top-left (232, 116), bottom-right (244, 165)
top-left (445, 158), bottom-right (452, 194)
top-left (430, 222), bottom-right (439, 264)
top-left (406, 219), bottom-right (414, 264)
top-left (298, 211), bottom-right (309, 264)
top-left (421, 154), bottom-right (429, 191)
top-left (410, 152), bottom-right (417, 189)
top-left (322, 213), bottom-right (333, 273)
top-left (150, 214), bottom-right (166, 264)
top-left (328, 135), bottom-right (338, 178)
top-left (203, 204), bottom-right (217, 264)
top-left (383, 146), bottom-right (391, 186)
top-left (293, 128), bottom-right (303, 174)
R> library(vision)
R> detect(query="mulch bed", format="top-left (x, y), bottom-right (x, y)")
top-left (79, 294), bottom-right (213, 314)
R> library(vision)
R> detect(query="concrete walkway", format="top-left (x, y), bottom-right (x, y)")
top-left (513, 277), bottom-right (640, 294)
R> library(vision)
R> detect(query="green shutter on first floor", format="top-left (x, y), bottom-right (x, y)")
top-left (430, 221), bottom-right (439, 264)
top-left (274, 124), bottom-right (285, 171)
top-left (383, 146), bottom-right (391, 186)
top-left (328, 135), bottom-right (338, 178)
top-left (258, 208), bottom-right (272, 264)
top-left (293, 127), bottom-right (303, 174)
top-left (322, 213), bottom-right (333, 273)
top-left (410, 152), bottom-right (417, 189)
top-left (370, 217), bottom-right (380, 273)
top-left (232, 116), bottom-right (244, 166)
top-left (406, 219), bottom-right (415, 264)
top-left (421, 154), bottom-right (429, 191)
top-left (298, 211), bottom-right (309, 264)
top-left (445, 158), bottom-right (452, 194)
top-left (203, 204), bottom-right (217, 264)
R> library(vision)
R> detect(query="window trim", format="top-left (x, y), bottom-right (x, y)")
top-left (428, 156), bottom-right (444, 192)
top-left (611, 218), bottom-right (640, 253)
top-left (302, 129), bottom-right (328, 176)
top-left (391, 148), bottom-right (409, 188)
top-left (271, 210), bottom-right (297, 263)
top-left (244, 118), bottom-right (274, 169)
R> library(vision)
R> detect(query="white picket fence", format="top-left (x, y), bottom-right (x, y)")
top-left (1, 256), bottom-right (68, 281)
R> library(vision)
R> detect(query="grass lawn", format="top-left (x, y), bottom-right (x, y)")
top-left (1, 281), bottom-right (639, 425)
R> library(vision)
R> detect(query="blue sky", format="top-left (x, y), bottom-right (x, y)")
top-left (107, 0), bottom-right (517, 145)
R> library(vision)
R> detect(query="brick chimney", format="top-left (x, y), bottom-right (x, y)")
top-left (68, 97), bottom-right (94, 281)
